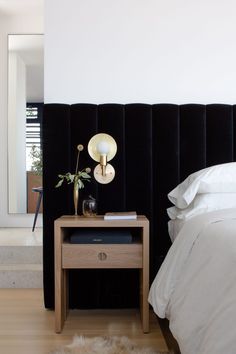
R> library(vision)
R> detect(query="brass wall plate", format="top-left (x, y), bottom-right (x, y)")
top-left (93, 164), bottom-right (115, 184)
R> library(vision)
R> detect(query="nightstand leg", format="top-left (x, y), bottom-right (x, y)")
top-left (63, 269), bottom-right (69, 320)
top-left (140, 268), bottom-right (149, 333)
top-left (55, 268), bottom-right (64, 333)
top-left (55, 224), bottom-right (64, 333)
top-left (141, 224), bottom-right (149, 333)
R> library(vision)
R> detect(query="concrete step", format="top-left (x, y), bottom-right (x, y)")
top-left (0, 242), bottom-right (43, 288)
top-left (0, 263), bottom-right (43, 288)
top-left (0, 245), bottom-right (42, 264)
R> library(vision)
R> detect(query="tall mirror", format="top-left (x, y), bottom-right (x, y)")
top-left (8, 34), bottom-right (44, 214)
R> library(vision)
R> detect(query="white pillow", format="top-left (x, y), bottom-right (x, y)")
top-left (167, 193), bottom-right (236, 221)
top-left (168, 162), bottom-right (236, 209)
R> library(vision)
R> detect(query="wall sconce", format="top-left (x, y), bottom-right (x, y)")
top-left (88, 133), bottom-right (117, 184)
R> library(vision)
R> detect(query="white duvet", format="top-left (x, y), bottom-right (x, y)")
top-left (148, 208), bottom-right (236, 354)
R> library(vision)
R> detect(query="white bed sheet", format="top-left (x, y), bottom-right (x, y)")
top-left (149, 208), bottom-right (236, 354)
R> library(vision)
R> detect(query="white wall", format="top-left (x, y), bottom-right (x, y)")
top-left (45, 0), bottom-right (236, 104)
top-left (0, 12), bottom-right (43, 226)
top-left (2, 0), bottom-right (235, 226)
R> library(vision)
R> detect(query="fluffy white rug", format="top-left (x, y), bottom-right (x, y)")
top-left (50, 335), bottom-right (168, 354)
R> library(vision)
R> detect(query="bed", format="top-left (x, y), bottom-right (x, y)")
top-left (42, 103), bottom-right (236, 350)
top-left (149, 162), bottom-right (236, 354)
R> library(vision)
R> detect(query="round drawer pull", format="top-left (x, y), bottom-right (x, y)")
top-left (98, 252), bottom-right (107, 261)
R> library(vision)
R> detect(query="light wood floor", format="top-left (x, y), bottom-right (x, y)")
top-left (0, 289), bottom-right (168, 354)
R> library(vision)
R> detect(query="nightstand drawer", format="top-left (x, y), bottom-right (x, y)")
top-left (62, 243), bottom-right (142, 269)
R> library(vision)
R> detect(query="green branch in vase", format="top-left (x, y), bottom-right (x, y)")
top-left (55, 144), bottom-right (91, 189)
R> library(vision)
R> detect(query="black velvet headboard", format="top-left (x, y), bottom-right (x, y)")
top-left (42, 103), bottom-right (236, 309)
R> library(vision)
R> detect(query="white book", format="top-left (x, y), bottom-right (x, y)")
top-left (104, 211), bottom-right (137, 220)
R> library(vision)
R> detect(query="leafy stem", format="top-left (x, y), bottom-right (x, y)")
top-left (55, 144), bottom-right (91, 190)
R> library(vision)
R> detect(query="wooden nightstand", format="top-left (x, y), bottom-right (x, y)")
top-left (54, 215), bottom-right (149, 333)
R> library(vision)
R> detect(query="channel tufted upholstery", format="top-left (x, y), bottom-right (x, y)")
top-left (42, 103), bottom-right (236, 309)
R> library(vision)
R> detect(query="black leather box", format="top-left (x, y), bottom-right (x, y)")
top-left (69, 228), bottom-right (132, 244)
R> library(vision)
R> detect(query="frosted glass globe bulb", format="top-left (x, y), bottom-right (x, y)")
top-left (97, 141), bottom-right (110, 155)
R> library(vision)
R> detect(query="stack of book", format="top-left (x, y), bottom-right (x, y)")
top-left (104, 211), bottom-right (137, 220)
